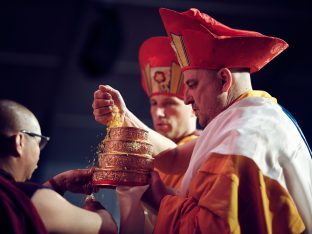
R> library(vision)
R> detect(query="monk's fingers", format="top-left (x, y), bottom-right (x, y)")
top-left (93, 89), bottom-right (112, 99)
top-left (92, 99), bottom-right (114, 110)
top-left (93, 105), bottom-right (115, 116)
top-left (99, 85), bottom-right (125, 106)
top-left (99, 85), bottom-right (116, 94)
top-left (94, 114), bottom-right (113, 125)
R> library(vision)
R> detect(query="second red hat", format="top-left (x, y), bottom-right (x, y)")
top-left (139, 36), bottom-right (185, 99)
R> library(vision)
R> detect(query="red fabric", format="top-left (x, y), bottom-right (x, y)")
top-left (0, 175), bottom-right (47, 234)
top-left (139, 36), bottom-right (178, 68)
top-left (159, 8), bottom-right (288, 73)
top-left (48, 168), bottom-right (96, 195)
top-left (139, 36), bottom-right (185, 99)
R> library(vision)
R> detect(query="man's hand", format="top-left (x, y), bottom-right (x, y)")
top-left (92, 85), bottom-right (127, 126)
top-left (43, 168), bottom-right (97, 195)
top-left (83, 195), bottom-right (118, 234)
top-left (83, 194), bottom-right (106, 211)
top-left (142, 171), bottom-right (175, 211)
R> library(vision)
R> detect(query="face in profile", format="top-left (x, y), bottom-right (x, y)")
top-left (183, 69), bottom-right (223, 127)
top-left (150, 95), bottom-right (196, 141)
top-left (20, 117), bottom-right (42, 180)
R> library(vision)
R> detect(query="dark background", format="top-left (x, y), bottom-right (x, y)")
top-left (1, 0), bottom-right (311, 224)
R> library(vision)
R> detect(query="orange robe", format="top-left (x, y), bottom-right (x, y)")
top-left (154, 154), bottom-right (305, 234)
top-left (154, 91), bottom-right (308, 233)
top-left (144, 132), bottom-right (200, 234)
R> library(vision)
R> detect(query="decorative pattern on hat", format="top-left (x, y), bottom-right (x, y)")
top-left (142, 62), bottom-right (184, 98)
top-left (139, 36), bottom-right (185, 99)
top-left (170, 34), bottom-right (190, 68)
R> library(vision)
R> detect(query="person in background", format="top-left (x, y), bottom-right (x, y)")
top-left (138, 36), bottom-right (201, 189)
top-left (92, 38), bottom-right (201, 165)
top-left (0, 99), bottom-right (117, 234)
top-left (139, 8), bottom-right (312, 234)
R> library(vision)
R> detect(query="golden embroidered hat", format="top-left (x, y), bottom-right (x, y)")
top-left (159, 8), bottom-right (288, 73)
top-left (139, 36), bottom-right (185, 99)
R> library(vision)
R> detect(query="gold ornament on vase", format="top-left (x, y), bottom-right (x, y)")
top-left (92, 105), bottom-right (154, 187)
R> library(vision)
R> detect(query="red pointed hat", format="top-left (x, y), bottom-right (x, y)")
top-left (139, 36), bottom-right (185, 99)
top-left (159, 8), bottom-right (288, 73)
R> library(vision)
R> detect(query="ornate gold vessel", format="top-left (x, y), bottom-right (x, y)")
top-left (93, 127), bottom-right (154, 187)
top-left (106, 126), bottom-right (149, 141)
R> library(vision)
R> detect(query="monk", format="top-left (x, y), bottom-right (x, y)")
top-left (0, 99), bottom-right (117, 234)
top-left (141, 8), bottom-right (311, 234)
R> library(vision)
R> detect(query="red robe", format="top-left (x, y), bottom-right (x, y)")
top-left (0, 172), bottom-right (47, 234)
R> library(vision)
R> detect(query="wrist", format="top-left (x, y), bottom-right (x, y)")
top-left (48, 177), bottom-right (65, 196)
top-left (123, 110), bottom-right (137, 127)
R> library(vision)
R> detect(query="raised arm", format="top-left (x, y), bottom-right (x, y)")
top-left (92, 85), bottom-right (176, 155)
top-left (154, 138), bottom-right (196, 174)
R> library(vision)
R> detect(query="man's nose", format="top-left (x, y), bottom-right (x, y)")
top-left (184, 90), bottom-right (192, 105)
top-left (156, 107), bottom-right (165, 117)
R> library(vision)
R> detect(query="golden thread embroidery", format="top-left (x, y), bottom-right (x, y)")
top-left (143, 64), bottom-right (152, 93)
top-left (153, 70), bottom-right (170, 93)
top-left (170, 62), bottom-right (183, 94)
top-left (170, 33), bottom-right (190, 67)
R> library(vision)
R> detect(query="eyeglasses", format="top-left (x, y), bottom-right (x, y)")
top-left (20, 130), bottom-right (50, 150)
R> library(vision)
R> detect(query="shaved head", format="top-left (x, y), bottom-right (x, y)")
top-left (0, 100), bottom-right (42, 180)
top-left (0, 99), bottom-right (38, 136)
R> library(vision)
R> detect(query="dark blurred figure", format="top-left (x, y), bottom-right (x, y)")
top-left (80, 3), bottom-right (123, 78)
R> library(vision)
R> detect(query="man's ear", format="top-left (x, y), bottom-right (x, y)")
top-left (217, 68), bottom-right (232, 92)
top-left (14, 133), bottom-right (24, 157)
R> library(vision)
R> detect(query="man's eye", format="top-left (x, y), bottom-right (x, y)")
top-left (164, 102), bottom-right (176, 107)
top-left (187, 81), bottom-right (196, 88)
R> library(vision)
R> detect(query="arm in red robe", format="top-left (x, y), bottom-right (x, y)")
top-left (0, 175), bottom-right (47, 234)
